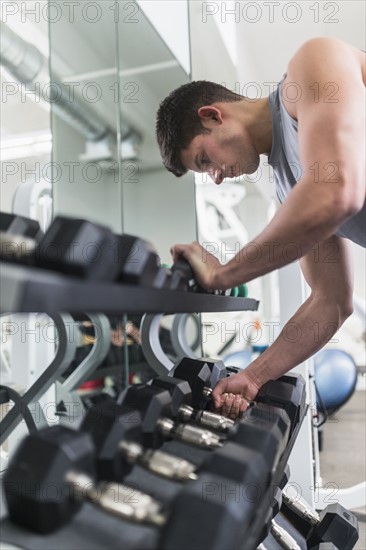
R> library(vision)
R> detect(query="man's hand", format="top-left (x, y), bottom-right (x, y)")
top-left (170, 241), bottom-right (224, 290)
top-left (211, 371), bottom-right (261, 419)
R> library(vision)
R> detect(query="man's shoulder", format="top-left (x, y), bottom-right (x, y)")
top-left (287, 36), bottom-right (361, 73)
top-left (283, 37), bottom-right (365, 119)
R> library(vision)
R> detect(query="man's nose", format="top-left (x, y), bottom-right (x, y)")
top-left (210, 168), bottom-right (224, 185)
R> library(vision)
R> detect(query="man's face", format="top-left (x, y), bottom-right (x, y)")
top-left (180, 118), bottom-right (260, 184)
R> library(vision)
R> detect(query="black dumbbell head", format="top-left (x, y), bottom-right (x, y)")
top-left (150, 376), bottom-right (192, 415)
top-left (271, 486), bottom-right (283, 517)
top-left (81, 400), bottom-right (143, 481)
top-left (170, 358), bottom-right (212, 408)
top-left (230, 420), bottom-right (282, 478)
top-left (170, 259), bottom-right (197, 291)
top-left (4, 425), bottom-right (95, 534)
top-left (279, 464), bottom-right (291, 490)
top-left (37, 216), bottom-right (119, 280)
top-left (201, 358), bottom-right (227, 387)
top-left (160, 472), bottom-right (256, 550)
top-left (0, 212), bottom-right (43, 241)
top-left (116, 234), bottom-right (161, 287)
top-left (117, 384), bottom-right (173, 447)
top-left (308, 503), bottom-right (359, 550)
top-left (200, 441), bottom-right (269, 490)
top-left (245, 403), bottom-right (291, 454)
top-left (257, 374), bottom-right (306, 434)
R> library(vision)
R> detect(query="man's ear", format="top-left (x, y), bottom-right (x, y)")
top-left (197, 106), bottom-right (223, 128)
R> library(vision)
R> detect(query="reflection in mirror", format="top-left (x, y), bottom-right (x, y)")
top-left (116, 2), bottom-right (201, 378)
top-left (48, 1), bottom-right (123, 232)
top-left (0, 5), bottom-right (52, 230)
top-left (118, 1), bottom-right (197, 263)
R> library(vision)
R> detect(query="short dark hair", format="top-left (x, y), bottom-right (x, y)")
top-left (156, 81), bottom-right (243, 177)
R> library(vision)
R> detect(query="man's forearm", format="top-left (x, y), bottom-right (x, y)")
top-left (244, 294), bottom-right (349, 388)
top-left (215, 178), bottom-right (354, 288)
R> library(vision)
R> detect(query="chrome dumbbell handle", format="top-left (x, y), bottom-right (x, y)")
top-left (65, 470), bottom-right (165, 526)
top-left (270, 519), bottom-right (301, 550)
top-left (119, 440), bottom-right (198, 481)
top-left (157, 417), bottom-right (223, 448)
top-left (282, 492), bottom-right (320, 526)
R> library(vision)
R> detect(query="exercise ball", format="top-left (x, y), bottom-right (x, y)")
top-left (223, 350), bottom-right (253, 370)
top-left (314, 349), bottom-right (358, 414)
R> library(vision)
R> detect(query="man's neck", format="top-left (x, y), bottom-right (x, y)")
top-left (239, 96), bottom-right (273, 156)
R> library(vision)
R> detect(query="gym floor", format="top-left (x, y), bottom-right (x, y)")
top-left (319, 388), bottom-right (366, 550)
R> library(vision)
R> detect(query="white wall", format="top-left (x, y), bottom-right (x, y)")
top-left (137, 0), bottom-right (190, 74)
top-left (189, 1), bottom-right (238, 83)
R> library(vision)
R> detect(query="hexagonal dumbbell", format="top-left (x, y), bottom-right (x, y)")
top-left (81, 385), bottom-right (224, 484)
top-left (117, 383), bottom-right (223, 450)
top-left (282, 493), bottom-right (359, 550)
top-left (81, 399), bottom-right (199, 483)
top-left (0, 212), bottom-right (43, 265)
top-left (169, 357), bottom-right (226, 410)
top-left (256, 374), bottom-right (306, 434)
top-left (150, 374), bottom-right (234, 432)
top-left (3, 425), bottom-right (165, 534)
top-left (4, 425), bottom-right (260, 550)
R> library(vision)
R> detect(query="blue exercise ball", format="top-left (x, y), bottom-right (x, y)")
top-left (314, 349), bottom-right (358, 413)
top-left (223, 350), bottom-right (253, 370)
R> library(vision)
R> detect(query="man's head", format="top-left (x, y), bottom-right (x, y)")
top-left (156, 80), bottom-right (269, 184)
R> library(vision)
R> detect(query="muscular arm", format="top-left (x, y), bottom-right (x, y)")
top-left (212, 234), bottom-right (354, 417)
top-left (218, 38), bottom-right (365, 288)
top-left (173, 38), bottom-right (365, 290)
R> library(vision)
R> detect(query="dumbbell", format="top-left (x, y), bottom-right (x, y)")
top-left (223, 402), bottom-right (291, 476)
top-left (253, 465), bottom-right (291, 548)
top-left (0, 212), bottom-right (43, 240)
top-left (4, 425), bottom-right (261, 549)
top-left (264, 520), bottom-right (302, 550)
top-left (169, 357), bottom-right (226, 410)
top-left (83, 382), bottom-right (286, 487)
top-left (256, 374), bottom-right (306, 434)
top-left (117, 383), bottom-right (223, 449)
top-left (37, 216), bottom-right (165, 285)
top-left (0, 212), bottom-right (43, 264)
top-left (150, 374), bottom-right (235, 432)
top-left (169, 357), bottom-right (258, 420)
top-left (169, 258), bottom-right (248, 297)
top-left (3, 425), bottom-right (166, 534)
top-left (282, 493), bottom-right (359, 550)
top-left (194, 403), bottom-right (290, 509)
top-left (1, 213), bottom-right (169, 287)
top-left (81, 399), bottom-right (199, 483)
top-left (82, 386), bottom-right (223, 483)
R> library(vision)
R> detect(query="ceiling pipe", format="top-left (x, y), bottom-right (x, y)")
top-left (0, 21), bottom-right (132, 143)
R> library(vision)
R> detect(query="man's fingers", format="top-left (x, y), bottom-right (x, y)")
top-left (170, 244), bottom-right (190, 262)
top-left (221, 393), bottom-right (236, 418)
top-left (216, 393), bottom-right (251, 419)
top-left (211, 381), bottom-right (228, 408)
top-left (230, 394), bottom-right (242, 419)
top-left (239, 398), bottom-right (249, 415)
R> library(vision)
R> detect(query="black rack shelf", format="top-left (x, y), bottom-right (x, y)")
top-left (0, 262), bottom-right (259, 314)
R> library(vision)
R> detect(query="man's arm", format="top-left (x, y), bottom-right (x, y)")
top-left (212, 234), bottom-right (354, 417)
top-left (172, 38), bottom-right (365, 290)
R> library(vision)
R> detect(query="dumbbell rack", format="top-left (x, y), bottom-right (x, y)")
top-left (0, 394), bottom-right (307, 550)
top-left (3, 258), bottom-right (311, 550)
top-left (0, 258), bottom-right (258, 437)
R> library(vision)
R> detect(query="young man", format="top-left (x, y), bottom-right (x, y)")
top-left (156, 37), bottom-right (365, 419)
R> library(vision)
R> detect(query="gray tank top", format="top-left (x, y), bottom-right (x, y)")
top-left (268, 75), bottom-right (366, 248)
